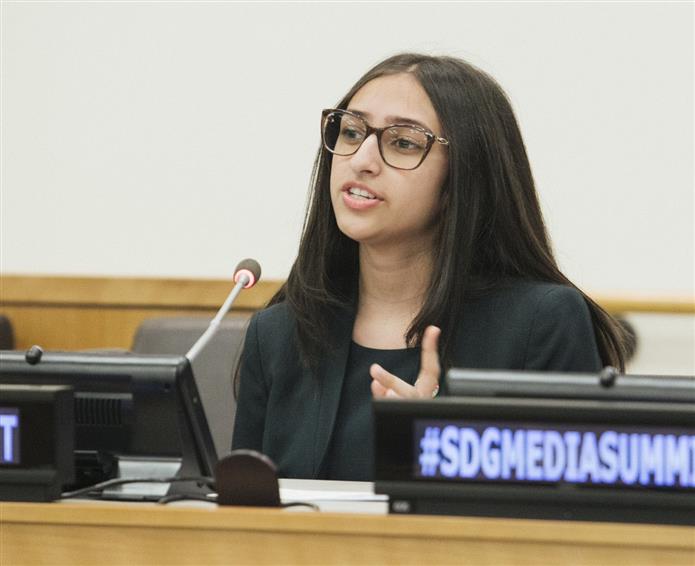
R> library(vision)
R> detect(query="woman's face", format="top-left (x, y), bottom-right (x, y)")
top-left (329, 73), bottom-right (448, 250)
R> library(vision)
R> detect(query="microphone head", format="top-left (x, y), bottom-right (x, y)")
top-left (234, 258), bottom-right (262, 289)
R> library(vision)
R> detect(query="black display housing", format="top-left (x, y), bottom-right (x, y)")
top-left (0, 384), bottom-right (75, 501)
top-left (0, 350), bottom-right (217, 500)
top-left (374, 370), bottom-right (695, 525)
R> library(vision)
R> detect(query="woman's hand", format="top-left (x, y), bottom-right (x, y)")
top-left (370, 325), bottom-right (441, 399)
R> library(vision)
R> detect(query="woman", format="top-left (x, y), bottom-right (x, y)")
top-left (232, 53), bottom-right (627, 480)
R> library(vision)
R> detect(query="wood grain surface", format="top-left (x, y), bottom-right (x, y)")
top-left (1, 502), bottom-right (693, 566)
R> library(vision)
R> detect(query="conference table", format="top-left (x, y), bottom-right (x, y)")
top-left (1, 479), bottom-right (693, 565)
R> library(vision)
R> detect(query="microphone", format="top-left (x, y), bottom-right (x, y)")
top-left (185, 258), bottom-right (262, 363)
top-left (233, 258), bottom-right (261, 289)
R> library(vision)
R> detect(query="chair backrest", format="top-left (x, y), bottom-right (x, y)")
top-left (131, 315), bottom-right (250, 458)
top-left (0, 315), bottom-right (15, 350)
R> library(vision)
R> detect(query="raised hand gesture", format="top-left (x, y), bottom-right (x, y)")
top-left (370, 325), bottom-right (441, 399)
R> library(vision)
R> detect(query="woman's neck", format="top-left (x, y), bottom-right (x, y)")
top-left (357, 242), bottom-right (433, 311)
top-left (352, 241), bottom-right (434, 349)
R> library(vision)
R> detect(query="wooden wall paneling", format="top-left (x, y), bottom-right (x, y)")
top-left (0, 306), bottom-right (234, 351)
top-left (1, 274), bottom-right (693, 351)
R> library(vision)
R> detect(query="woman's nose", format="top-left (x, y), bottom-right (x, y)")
top-left (349, 133), bottom-right (383, 175)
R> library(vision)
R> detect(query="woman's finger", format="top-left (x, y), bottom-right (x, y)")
top-left (414, 325), bottom-right (442, 398)
top-left (370, 378), bottom-right (389, 398)
top-left (370, 363), bottom-right (417, 398)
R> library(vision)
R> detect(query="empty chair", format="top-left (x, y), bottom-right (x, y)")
top-left (131, 315), bottom-right (249, 458)
top-left (0, 315), bottom-right (15, 350)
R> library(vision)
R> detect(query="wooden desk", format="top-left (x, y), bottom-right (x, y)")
top-left (1, 501), bottom-right (693, 565)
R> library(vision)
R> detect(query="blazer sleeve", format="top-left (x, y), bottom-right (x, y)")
top-left (231, 312), bottom-right (268, 452)
top-left (523, 286), bottom-right (602, 372)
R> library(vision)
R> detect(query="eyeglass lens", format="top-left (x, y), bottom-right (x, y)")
top-left (323, 111), bottom-right (431, 170)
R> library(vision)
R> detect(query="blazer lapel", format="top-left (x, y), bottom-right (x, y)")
top-left (312, 305), bottom-right (355, 477)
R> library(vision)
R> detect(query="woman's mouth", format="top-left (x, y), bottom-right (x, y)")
top-left (341, 183), bottom-right (383, 210)
top-left (347, 187), bottom-right (377, 200)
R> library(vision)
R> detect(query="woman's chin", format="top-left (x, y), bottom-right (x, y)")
top-left (337, 226), bottom-right (407, 250)
top-left (338, 227), bottom-right (378, 245)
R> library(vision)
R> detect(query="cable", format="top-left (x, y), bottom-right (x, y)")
top-left (156, 495), bottom-right (319, 510)
top-left (281, 501), bottom-right (320, 511)
top-left (156, 494), bottom-right (216, 505)
top-left (62, 477), bottom-right (319, 511)
top-left (61, 476), bottom-right (215, 499)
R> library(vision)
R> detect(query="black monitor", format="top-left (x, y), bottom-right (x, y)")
top-left (0, 350), bottom-right (218, 500)
top-left (374, 369), bottom-right (695, 525)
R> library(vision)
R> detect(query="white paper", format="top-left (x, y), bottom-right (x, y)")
top-left (280, 488), bottom-right (388, 503)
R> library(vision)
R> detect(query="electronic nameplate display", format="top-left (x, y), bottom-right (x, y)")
top-left (413, 419), bottom-right (694, 489)
top-left (0, 408), bottom-right (20, 465)
top-left (374, 369), bottom-right (695, 525)
top-left (0, 384), bottom-right (75, 501)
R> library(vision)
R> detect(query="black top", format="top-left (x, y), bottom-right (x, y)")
top-left (232, 280), bottom-right (603, 479)
top-left (324, 342), bottom-right (419, 481)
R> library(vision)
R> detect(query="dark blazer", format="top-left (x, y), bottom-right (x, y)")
top-left (232, 280), bottom-right (602, 479)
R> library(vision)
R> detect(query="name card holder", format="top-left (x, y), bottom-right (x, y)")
top-left (374, 371), bottom-right (695, 525)
top-left (0, 384), bottom-right (75, 502)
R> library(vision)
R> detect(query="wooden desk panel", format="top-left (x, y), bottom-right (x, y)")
top-left (1, 502), bottom-right (693, 566)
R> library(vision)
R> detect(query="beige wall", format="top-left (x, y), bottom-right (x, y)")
top-left (2, 3), bottom-right (692, 375)
top-left (1, 2), bottom-right (693, 297)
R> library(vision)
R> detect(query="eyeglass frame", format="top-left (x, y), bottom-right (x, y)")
top-left (321, 108), bottom-right (450, 171)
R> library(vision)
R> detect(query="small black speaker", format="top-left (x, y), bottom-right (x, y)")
top-left (215, 449), bottom-right (280, 507)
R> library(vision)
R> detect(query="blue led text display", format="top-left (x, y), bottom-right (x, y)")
top-left (414, 420), bottom-right (695, 489)
top-left (0, 408), bottom-right (20, 465)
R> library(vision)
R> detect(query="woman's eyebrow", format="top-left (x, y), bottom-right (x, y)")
top-left (385, 115), bottom-right (431, 130)
top-left (347, 108), bottom-right (432, 130)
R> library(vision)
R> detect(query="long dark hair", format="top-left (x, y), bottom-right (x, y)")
top-left (270, 53), bottom-right (627, 371)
